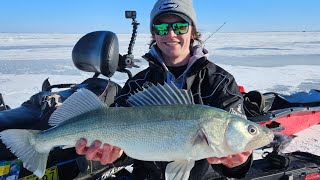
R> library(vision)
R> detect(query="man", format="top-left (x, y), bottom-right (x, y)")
top-left (76, 0), bottom-right (252, 179)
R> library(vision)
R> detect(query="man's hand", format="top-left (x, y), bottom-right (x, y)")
top-left (207, 151), bottom-right (252, 168)
top-left (75, 138), bottom-right (123, 165)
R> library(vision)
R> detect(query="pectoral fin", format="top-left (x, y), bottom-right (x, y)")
top-left (165, 160), bottom-right (195, 180)
top-left (191, 129), bottom-right (209, 146)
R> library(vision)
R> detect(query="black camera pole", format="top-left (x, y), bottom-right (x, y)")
top-left (117, 11), bottom-right (140, 79)
top-left (125, 11), bottom-right (139, 55)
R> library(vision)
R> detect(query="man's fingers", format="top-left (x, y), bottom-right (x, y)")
top-left (222, 152), bottom-right (251, 168)
top-left (207, 151), bottom-right (252, 167)
top-left (113, 147), bottom-right (123, 155)
top-left (242, 151), bottom-right (252, 157)
top-left (222, 156), bottom-right (238, 168)
top-left (100, 144), bottom-right (113, 165)
top-left (113, 147), bottom-right (124, 160)
top-left (86, 140), bottom-right (102, 160)
top-left (75, 139), bottom-right (123, 165)
top-left (207, 157), bottom-right (222, 164)
top-left (75, 138), bottom-right (88, 155)
top-left (100, 145), bottom-right (124, 165)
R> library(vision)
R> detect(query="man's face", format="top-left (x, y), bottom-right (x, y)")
top-left (153, 14), bottom-right (193, 66)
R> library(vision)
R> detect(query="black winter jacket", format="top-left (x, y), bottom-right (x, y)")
top-left (113, 47), bottom-right (251, 179)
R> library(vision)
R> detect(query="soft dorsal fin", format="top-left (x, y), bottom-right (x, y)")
top-left (127, 83), bottom-right (194, 106)
top-left (48, 88), bottom-right (106, 126)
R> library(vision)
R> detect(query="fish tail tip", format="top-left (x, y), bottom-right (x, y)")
top-left (0, 129), bottom-right (49, 178)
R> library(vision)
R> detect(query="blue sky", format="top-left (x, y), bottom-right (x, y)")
top-left (1, 0), bottom-right (319, 34)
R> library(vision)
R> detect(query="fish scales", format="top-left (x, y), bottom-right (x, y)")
top-left (35, 105), bottom-right (223, 161)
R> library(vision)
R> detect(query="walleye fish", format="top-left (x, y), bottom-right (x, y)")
top-left (0, 83), bottom-right (274, 180)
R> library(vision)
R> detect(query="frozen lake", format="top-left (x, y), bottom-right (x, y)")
top-left (1, 32), bottom-right (320, 107)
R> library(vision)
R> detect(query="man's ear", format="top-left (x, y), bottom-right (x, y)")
top-left (191, 27), bottom-right (196, 39)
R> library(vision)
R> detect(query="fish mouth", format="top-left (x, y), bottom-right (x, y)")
top-left (245, 130), bottom-right (274, 151)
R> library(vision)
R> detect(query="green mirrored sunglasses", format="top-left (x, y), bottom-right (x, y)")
top-left (153, 22), bottom-right (189, 36)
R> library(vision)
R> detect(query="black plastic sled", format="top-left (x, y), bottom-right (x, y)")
top-left (243, 89), bottom-right (320, 136)
top-left (201, 151), bottom-right (320, 180)
top-left (241, 151), bottom-right (320, 180)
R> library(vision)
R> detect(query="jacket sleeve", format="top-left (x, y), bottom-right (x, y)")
top-left (112, 153), bottom-right (134, 167)
top-left (208, 73), bottom-right (247, 119)
top-left (113, 81), bottom-right (134, 107)
top-left (113, 70), bottom-right (148, 107)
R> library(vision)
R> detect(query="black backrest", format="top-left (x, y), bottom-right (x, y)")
top-left (72, 31), bottom-right (119, 77)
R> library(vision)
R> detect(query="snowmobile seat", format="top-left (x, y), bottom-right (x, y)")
top-left (72, 30), bottom-right (119, 78)
top-left (71, 30), bottom-right (122, 105)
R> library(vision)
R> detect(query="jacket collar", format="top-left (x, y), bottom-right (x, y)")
top-left (142, 45), bottom-right (210, 88)
top-left (142, 45), bottom-right (209, 72)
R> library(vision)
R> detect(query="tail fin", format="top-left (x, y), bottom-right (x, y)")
top-left (0, 129), bottom-right (49, 178)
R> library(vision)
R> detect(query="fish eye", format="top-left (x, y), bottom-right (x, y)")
top-left (248, 125), bottom-right (258, 135)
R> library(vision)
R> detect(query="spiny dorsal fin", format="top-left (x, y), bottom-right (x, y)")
top-left (127, 82), bottom-right (194, 107)
top-left (49, 88), bottom-right (106, 126)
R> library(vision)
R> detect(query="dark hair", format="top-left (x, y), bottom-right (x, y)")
top-left (149, 26), bottom-right (203, 49)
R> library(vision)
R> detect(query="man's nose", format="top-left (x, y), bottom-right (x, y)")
top-left (167, 27), bottom-right (176, 37)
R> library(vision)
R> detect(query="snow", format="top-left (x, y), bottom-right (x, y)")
top-left (0, 32), bottom-right (319, 158)
top-left (283, 124), bottom-right (320, 156)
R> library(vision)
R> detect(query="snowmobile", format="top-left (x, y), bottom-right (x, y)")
top-left (1, 10), bottom-right (320, 180)
top-left (0, 11), bottom-right (139, 180)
